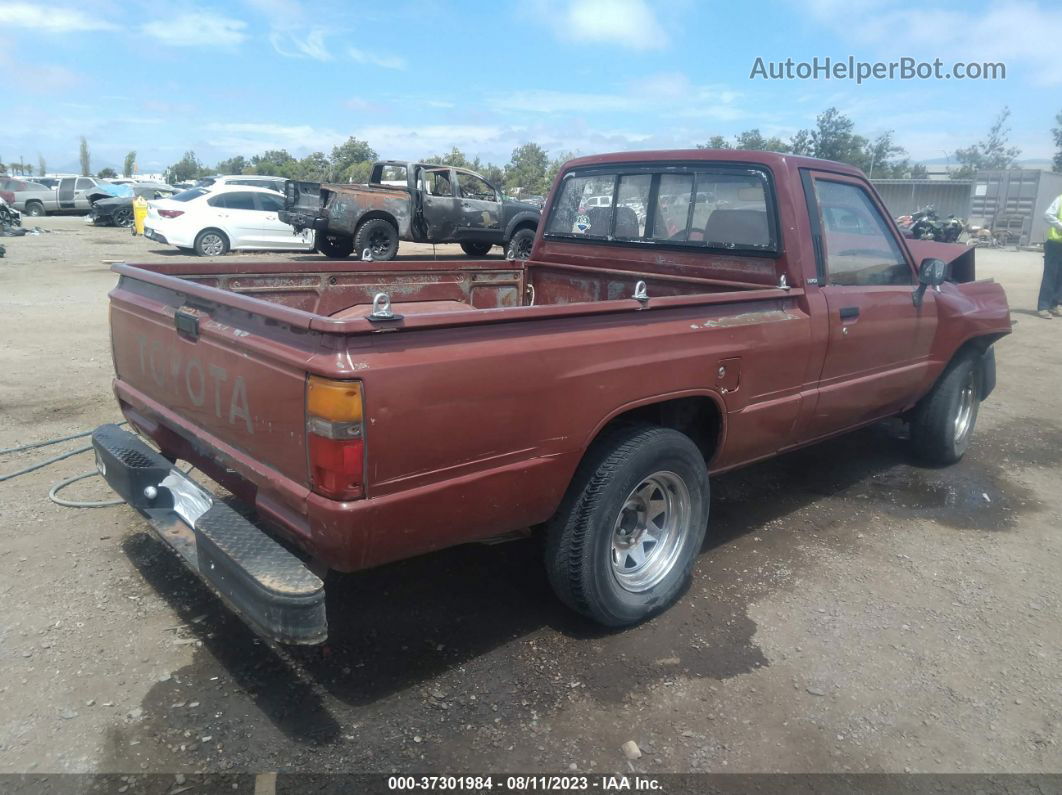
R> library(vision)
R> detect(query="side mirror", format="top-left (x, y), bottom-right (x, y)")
top-left (913, 257), bottom-right (948, 307)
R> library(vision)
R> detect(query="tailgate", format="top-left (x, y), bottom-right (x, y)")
top-left (108, 274), bottom-right (311, 486)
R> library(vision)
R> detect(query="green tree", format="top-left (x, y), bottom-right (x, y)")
top-left (294, 151), bottom-right (331, 181)
top-left (123, 150), bottom-right (136, 178)
top-left (1051, 110), bottom-right (1062, 174)
top-left (215, 155), bottom-right (248, 175)
top-left (341, 160), bottom-right (374, 183)
top-left (164, 151), bottom-right (207, 184)
top-left (951, 107), bottom-right (1021, 179)
top-left (424, 146), bottom-right (478, 169)
top-left (697, 135), bottom-right (732, 150)
top-left (734, 129), bottom-right (791, 153)
top-left (505, 142), bottom-right (550, 195)
top-left (330, 137), bottom-right (377, 182)
top-left (249, 149), bottom-right (297, 177)
top-left (79, 136), bottom-right (91, 177)
top-left (37, 154), bottom-right (46, 177)
top-left (542, 151), bottom-right (576, 194)
top-left (97, 167), bottom-right (118, 179)
top-left (909, 162), bottom-right (929, 179)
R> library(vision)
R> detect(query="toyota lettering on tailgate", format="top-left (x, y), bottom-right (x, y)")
top-left (136, 335), bottom-right (254, 434)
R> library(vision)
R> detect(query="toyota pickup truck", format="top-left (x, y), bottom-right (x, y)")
top-left (92, 149), bottom-right (1010, 644)
top-left (279, 160), bottom-right (541, 261)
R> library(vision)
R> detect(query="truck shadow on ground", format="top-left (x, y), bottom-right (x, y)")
top-left (108, 418), bottom-right (1056, 757)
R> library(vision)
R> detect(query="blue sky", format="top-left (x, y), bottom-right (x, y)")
top-left (2, 0), bottom-right (1059, 174)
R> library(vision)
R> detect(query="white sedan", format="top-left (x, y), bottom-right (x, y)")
top-left (144, 185), bottom-right (315, 256)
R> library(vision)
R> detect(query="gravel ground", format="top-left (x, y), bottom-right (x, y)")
top-left (0, 215), bottom-right (1059, 776)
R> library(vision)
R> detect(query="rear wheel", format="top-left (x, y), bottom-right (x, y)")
top-left (460, 241), bottom-right (493, 257)
top-left (24, 201), bottom-right (45, 217)
top-left (316, 233), bottom-right (354, 259)
top-left (507, 227), bottom-right (535, 260)
top-left (354, 218), bottom-right (399, 261)
top-left (544, 425), bottom-right (709, 627)
top-left (910, 352), bottom-right (982, 465)
top-left (194, 228), bottom-right (229, 257)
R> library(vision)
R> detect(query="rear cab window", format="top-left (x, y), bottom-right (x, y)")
top-left (545, 163), bottom-right (778, 254)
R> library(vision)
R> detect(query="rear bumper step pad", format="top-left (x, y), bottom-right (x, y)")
top-left (91, 424), bottom-right (327, 645)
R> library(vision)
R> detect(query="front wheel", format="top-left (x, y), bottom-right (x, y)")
top-left (354, 218), bottom-right (399, 261)
top-left (544, 425), bottom-right (709, 627)
top-left (112, 206), bottom-right (134, 227)
top-left (910, 352), bottom-right (982, 466)
top-left (460, 241), bottom-right (493, 257)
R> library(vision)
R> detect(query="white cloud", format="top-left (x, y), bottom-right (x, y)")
top-left (205, 122), bottom-right (344, 152)
top-left (348, 47), bottom-right (406, 70)
top-left (270, 29), bottom-right (332, 60)
top-left (0, 3), bottom-right (116, 32)
top-left (141, 12), bottom-right (248, 47)
top-left (488, 73), bottom-right (746, 121)
top-left (802, 0), bottom-right (1062, 84)
top-left (539, 0), bottom-right (668, 51)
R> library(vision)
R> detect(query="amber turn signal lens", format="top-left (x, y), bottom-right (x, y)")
top-left (307, 376), bottom-right (363, 422)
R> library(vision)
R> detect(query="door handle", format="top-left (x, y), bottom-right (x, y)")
top-left (839, 306), bottom-right (860, 320)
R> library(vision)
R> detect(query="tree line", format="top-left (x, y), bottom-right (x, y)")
top-left (3, 106), bottom-right (1061, 187)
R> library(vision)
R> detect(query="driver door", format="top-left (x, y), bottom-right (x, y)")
top-left (454, 170), bottom-right (502, 242)
top-left (804, 171), bottom-right (938, 438)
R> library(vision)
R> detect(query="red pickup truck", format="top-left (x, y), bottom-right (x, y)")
top-left (93, 150), bottom-right (1010, 644)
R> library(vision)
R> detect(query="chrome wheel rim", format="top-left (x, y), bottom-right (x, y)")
top-left (954, 370), bottom-right (977, 445)
top-left (610, 471), bottom-right (691, 592)
top-left (200, 233), bottom-right (224, 256)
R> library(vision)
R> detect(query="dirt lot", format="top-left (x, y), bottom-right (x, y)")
top-left (0, 216), bottom-right (1059, 776)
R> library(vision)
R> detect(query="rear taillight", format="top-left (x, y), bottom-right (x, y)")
top-left (306, 376), bottom-right (364, 500)
top-left (158, 209), bottom-right (184, 218)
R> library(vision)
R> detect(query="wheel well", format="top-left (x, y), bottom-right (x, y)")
top-left (197, 227), bottom-right (228, 241)
top-left (355, 211), bottom-right (398, 235)
top-left (594, 396), bottom-right (722, 466)
top-left (507, 221), bottom-right (536, 241)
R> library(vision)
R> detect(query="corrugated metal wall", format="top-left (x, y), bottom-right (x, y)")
top-left (871, 180), bottom-right (973, 221)
top-left (873, 171), bottom-right (1062, 245)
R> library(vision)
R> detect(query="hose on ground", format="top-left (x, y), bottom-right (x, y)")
top-left (49, 471), bottom-right (125, 508)
top-left (0, 422), bottom-right (159, 509)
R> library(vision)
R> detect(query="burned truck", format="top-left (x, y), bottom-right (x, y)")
top-left (279, 161), bottom-right (541, 260)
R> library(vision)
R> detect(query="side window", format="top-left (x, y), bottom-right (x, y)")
top-left (652, 173), bottom-right (694, 241)
top-left (815, 180), bottom-right (911, 286)
top-left (545, 173), bottom-right (616, 238)
top-left (423, 169), bottom-right (453, 197)
top-left (256, 193), bottom-right (285, 212)
top-left (378, 165), bottom-right (407, 185)
top-left (210, 192), bottom-right (257, 210)
top-left (613, 174), bottom-right (651, 239)
top-left (75, 178), bottom-right (93, 191)
top-left (458, 173), bottom-right (497, 201)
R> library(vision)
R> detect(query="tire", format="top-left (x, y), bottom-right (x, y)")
top-left (24, 201), bottom-right (45, 218)
top-left (910, 351), bottom-right (982, 466)
top-left (544, 424), bottom-right (709, 627)
top-left (460, 241), bottom-right (493, 257)
top-left (194, 228), bottom-right (229, 257)
top-left (316, 233), bottom-right (354, 259)
top-left (353, 218), bottom-right (399, 261)
top-left (507, 227), bottom-right (535, 260)
top-left (112, 206), bottom-right (133, 228)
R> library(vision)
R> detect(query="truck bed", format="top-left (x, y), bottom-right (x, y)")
top-left (114, 257), bottom-right (775, 331)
